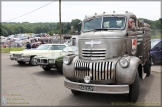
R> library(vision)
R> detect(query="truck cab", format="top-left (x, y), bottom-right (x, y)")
top-left (63, 11), bottom-right (151, 102)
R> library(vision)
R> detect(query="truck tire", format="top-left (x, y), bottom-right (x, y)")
top-left (144, 59), bottom-right (151, 76)
top-left (42, 66), bottom-right (51, 71)
top-left (71, 89), bottom-right (80, 95)
top-left (128, 71), bottom-right (140, 102)
top-left (17, 61), bottom-right (26, 64)
top-left (29, 56), bottom-right (37, 66)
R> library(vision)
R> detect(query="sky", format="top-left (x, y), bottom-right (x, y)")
top-left (1, 1), bottom-right (161, 23)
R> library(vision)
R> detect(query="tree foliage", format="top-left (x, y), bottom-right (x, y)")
top-left (0, 18), bottom-right (161, 37)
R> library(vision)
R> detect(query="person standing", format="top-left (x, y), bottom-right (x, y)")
top-left (26, 42), bottom-right (31, 49)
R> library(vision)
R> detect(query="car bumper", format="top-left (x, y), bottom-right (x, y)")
top-left (39, 64), bottom-right (55, 68)
top-left (64, 78), bottom-right (129, 94)
top-left (14, 57), bottom-right (30, 62)
top-left (10, 57), bottom-right (15, 60)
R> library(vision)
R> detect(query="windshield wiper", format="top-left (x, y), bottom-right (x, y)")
top-left (94, 28), bottom-right (109, 31)
top-left (93, 28), bottom-right (109, 32)
top-left (84, 28), bottom-right (108, 33)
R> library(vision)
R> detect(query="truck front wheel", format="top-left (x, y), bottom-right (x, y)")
top-left (128, 71), bottom-right (140, 102)
top-left (71, 89), bottom-right (80, 95)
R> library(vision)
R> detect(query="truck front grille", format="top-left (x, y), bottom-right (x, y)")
top-left (75, 60), bottom-right (114, 80)
top-left (82, 48), bottom-right (106, 60)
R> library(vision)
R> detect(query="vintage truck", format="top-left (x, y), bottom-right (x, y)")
top-left (62, 11), bottom-right (151, 102)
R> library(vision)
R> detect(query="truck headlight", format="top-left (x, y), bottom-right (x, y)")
top-left (63, 56), bottom-right (71, 65)
top-left (49, 59), bottom-right (55, 63)
top-left (119, 58), bottom-right (129, 68)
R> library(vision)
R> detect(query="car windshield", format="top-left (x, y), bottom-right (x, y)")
top-left (151, 39), bottom-right (160, 49)
top-left (37, 45), bottom-right (50, 50)
top-left (83, 16), bottom-right (126, 32)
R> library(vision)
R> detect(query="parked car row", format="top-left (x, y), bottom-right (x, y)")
top-left (9, 43), bottom-right (78, 73)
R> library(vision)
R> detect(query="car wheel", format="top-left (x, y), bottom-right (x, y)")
top-left (144, 59), bottom-right (151, 76)
top-left (58, 67), bottom-right (63, 74)
top-left (29, 56), bottom-right (37, 66)
top-left (55, 61), bottom-right (63, 74)
top-left (128, 71), bottom-right (140, 102)
top-left (42, 66), bottom-right (51, 71)
top-left (71, 89), bottom-right (80, 95)
top-left (17, 61), bottom-right (26, 64)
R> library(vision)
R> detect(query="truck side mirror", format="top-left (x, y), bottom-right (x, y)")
top-left (138, 19), bottom-right (144, 27)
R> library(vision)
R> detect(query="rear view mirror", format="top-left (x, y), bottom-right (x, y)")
top-left (138, 19), bottom-right (144, 27)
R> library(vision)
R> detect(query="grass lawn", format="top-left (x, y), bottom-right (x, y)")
top-left (151, 31), bottom-right (162, 39)
top-left (0, 47), bottom-right (25, 53)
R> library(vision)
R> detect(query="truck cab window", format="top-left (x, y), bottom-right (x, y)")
top-left (83, 16), bottom-right (126, 32)
top-left (128, 18), bottom-right (137, 36)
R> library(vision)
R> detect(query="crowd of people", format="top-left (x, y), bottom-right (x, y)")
top-left (25, 38), bottom-right (47, 49)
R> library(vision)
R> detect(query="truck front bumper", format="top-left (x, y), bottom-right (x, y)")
top-left (64, 78), bottom-right (129, 94)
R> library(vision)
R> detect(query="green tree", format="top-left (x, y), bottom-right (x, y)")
top-left (70, 19), bottom-right (82, 33)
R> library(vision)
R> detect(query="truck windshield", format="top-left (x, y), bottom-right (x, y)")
top-left (83, 16), bottom-right (126, 32)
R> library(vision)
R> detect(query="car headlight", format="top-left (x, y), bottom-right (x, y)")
top-left (119, 58), bottom-right (129, 68)
top-left (9, 53), bottom-right (12, 56)
top-left (63, 56), bottom-right (71, 65)
top-left (49, 59), bottom-right (55, 63)
top-left (22, 53), bottom-right (24, 57)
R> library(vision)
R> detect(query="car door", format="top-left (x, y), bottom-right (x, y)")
top-left (152, 40), bottom-right (162, 63)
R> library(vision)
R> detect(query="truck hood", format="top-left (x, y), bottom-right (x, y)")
top-left (79, 30), bottom-right (128, 60)
top-left (80, 30), bottom-right (126, 38)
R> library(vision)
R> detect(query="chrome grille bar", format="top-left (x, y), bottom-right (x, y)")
top-left (14, 54), bottom-right (22, 58)
top-left (37, 58), bottom-right (48, 64)
top-left (105, 62), bottom-right (108, 79)
top-left (82, 48), bottom-right (106, 60)
top-left (75, 60), bottom-right (114, 80)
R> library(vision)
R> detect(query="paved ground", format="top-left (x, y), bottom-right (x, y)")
top-left (1, 53), bottom-right (161, 106)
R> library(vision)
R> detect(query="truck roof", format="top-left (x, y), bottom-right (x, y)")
top-left (83, 11), bottom-right (135, 20)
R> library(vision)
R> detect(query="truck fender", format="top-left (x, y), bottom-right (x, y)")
top-left (116, 56), bottom-right (142, 85)
top-left (63, 56), bottom-right (79, 80)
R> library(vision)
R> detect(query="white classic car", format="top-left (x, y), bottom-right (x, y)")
top-left (9, 44), bottom-right (67, 65)
top-left (34, 45), bottom-right (78, 73)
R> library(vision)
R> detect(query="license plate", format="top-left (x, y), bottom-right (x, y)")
top-left (79, 85), bottom-right (93, 91)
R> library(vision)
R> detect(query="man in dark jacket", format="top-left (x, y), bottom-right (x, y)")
top-left (26, 42), bottom-right (31, 49)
